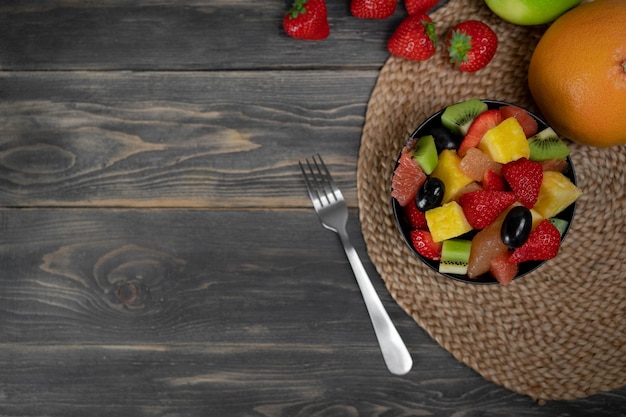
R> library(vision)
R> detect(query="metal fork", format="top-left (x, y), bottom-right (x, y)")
top-left (299, 154), bottom-right (412, 375)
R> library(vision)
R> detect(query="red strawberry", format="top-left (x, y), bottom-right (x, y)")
top-left (392, 153), bottom-right (427, 207)
top-left (483, 169), bottom-right (506, 192)
top-left (458, 190), bottom-right (516, 229)
top-left (404, 199), bottom-right (428, 229)
top-left (509, 219), bottom-right (561, 264)
top-left (500, 106), bottom-right (538, 138)
top-left (447, 20), bottom-right (498, 72)
top-left (458, 109), bottom-right (502, 156)
top-left (283, 0), bottom-right (330, 40)
top-left (410, 230), bottom-right (442, 260)
top-left (388, 14), bottom-right (437, 61)
top-left (351, 0), bottom-right (397, 19)
top-left (490, 253), bottom-right (518, 286)
top-left (501, 157), bottom-right (543, 208)
top-left (405, 0), bottom-right (439, 15)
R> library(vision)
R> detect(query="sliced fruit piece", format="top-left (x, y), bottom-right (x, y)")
top-left (540, 158), bottom-right (569, 173)
top-left (425, 201), bottom-right (473, 242)
top-left (509, 219), bottom-right (561, 264)
top-left (483, 169), bottom-right (506, 191)
top-left (458, 190), bottom-right (517, 229)
top-left (478, 117), bottom-right (530, 164)
top-left (549, 217), bottom-right (569, 236)
top-left (533, 170), bottom-right (583, 218)
top-left (403, 199), bottom-right (428, 229)
top-left (490, 253), bottom-right (518, 286)
top-left (459, 147), bottom-right (502, 181)
top-left (452, 181), bottom-right (483, 202)
top-left (391, 153), bottom-right (427, 207)
top-left (528, 127), bottom-right (571, 161)
top-left (430, 149), bottom-right (474, 203)
top-left (500, 105), bottom-right (538, 137)
top-left (467, 213), bottom-right (510, 278)
top-left (441, 99), bottom-right (488, 136)
top-left (410, 230), bottom-right (442, 260)
top-left (439, 239), bottom-right (472, 275)
top-left (501, 157), bottom-right (543, 208)
top-left (458, 109), bottom-right (502, 156)
top-left (411, 135), bottom-right (439, 174)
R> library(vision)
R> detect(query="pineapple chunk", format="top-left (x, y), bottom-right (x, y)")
top-left (478, 117), bottom-right (530, 164)
top-left (533, 170), bottom-right (582, 218)
top-left (431, 149), bottom-right (474, 203)
top-left (425, 201), bottom-right (473, 242)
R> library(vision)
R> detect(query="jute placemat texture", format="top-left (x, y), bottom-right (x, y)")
top-left (357, 0), bottom-right (625, 402)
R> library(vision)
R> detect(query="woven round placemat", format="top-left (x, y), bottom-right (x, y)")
top-left (357, 0), bottom-right (625, 402)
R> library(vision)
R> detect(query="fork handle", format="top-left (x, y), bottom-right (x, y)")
top-left (338, 231), bottom-right (413, 375)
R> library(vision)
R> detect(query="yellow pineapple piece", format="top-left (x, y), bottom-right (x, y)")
top-left (478, 117), bottom-right (530, 164)
top-left (431, 149), bottom-right (474, 203)
top-left (425, 201), bottom-right (473, 242)
top-left (533, 170), bottom-right (583, 218)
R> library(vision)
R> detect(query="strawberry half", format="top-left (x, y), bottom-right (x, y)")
top-left (388, 14), bottom-right (437, 61)
top-left (405, 0), bottom-right (439, 15)
top-left (351, 0), bottom-right (397, 19)
top-left (501, 157), bottom-right (543, 208)
top-left (483, 169), bottom-right (506, 192)
top-left (404, 199), bottom-right (429, 229)
top-left (458, 109), bottom-right (502, 156)
top-left (447, 20), bottom-right (498, 72)
top-left (283, 0), bottom-right (330, 40)
top-left (410, 230), bottom-right (442, 260)
top-left (458, 190), bottom-right (516, 229)
top-left (509, 219), bottom-right (561, 264)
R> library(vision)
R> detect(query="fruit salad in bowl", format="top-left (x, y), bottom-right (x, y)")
top-left (391, 99), bottom-right (582, 285)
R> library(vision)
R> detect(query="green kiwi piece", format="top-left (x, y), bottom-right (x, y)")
top-left (441, 99), bottom-right (488, 136)
top-left (549, 217), bottom-right (569, 236)
top-left (439, 239), bottom-right (472, 275)
top-left (528, 127), bottom-right (571, 161)
top-left (411, 135), bottom-right (438, 174)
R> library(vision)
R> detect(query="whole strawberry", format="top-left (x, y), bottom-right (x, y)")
top-left (509, 219), bottom-right (561, 264)
top-left (447, 20), bottom-right (497, 72)
top-left (283, 0), bottom-right (330, 40)
top-left (351, 0), bottom-right (397, 19)
top-left (501, 157), bottom-right (543, 208)
top-left (405, 0), bottom-right (439, 15)
top-left (388, 14), bottom-right (437, 61)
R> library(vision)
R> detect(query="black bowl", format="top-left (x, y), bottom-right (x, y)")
top-left (392, 100), bottom-right (578, 284)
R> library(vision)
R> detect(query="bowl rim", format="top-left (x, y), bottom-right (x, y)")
top-left (391, 99), bottom-right (578, 285)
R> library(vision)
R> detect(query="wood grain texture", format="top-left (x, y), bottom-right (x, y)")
top-left (0, 0), bottom-right (403, 70)
top-left (0, 71), bottom-right (373, 208)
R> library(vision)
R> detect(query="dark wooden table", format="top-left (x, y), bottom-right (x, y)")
top-left (1, 1), bottom-right (624, 416)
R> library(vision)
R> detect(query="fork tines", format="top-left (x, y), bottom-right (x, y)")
top-left (299, 154), bottom-right (342, 207)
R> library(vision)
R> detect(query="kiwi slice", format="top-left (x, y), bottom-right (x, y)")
top-left (549, 217), bottom-right (569, 236)
top-left (528, 127), bottom-right (571, 161)
top-left (439, 239), bottom-right (472, 275)
top-left (441, 99), bottom-right (488, 136)
top-left (411, 135), bottom-right (438, 174)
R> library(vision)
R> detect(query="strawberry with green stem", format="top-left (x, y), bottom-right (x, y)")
top-left (447, 20), bottom-right (498, 72)
top-left (283, 0), bottom-right (330, 40)
top-left (388, 14), bottom-right (437, 61)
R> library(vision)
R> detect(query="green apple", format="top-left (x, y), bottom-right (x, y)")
top-left (484, 0), bottom-right (583, 26)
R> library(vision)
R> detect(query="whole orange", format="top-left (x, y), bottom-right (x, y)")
top-left (528, 0), bottom-right (626, 147)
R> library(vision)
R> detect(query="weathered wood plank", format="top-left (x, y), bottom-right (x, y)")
top-left (0, 70), bottom-right (383, 208)
top-left (0, 343), bottom-right (623, 417)
top-left (0, 0), bottom-right (408, 70)
top-left (0, 208), bottom-right (408, 345)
